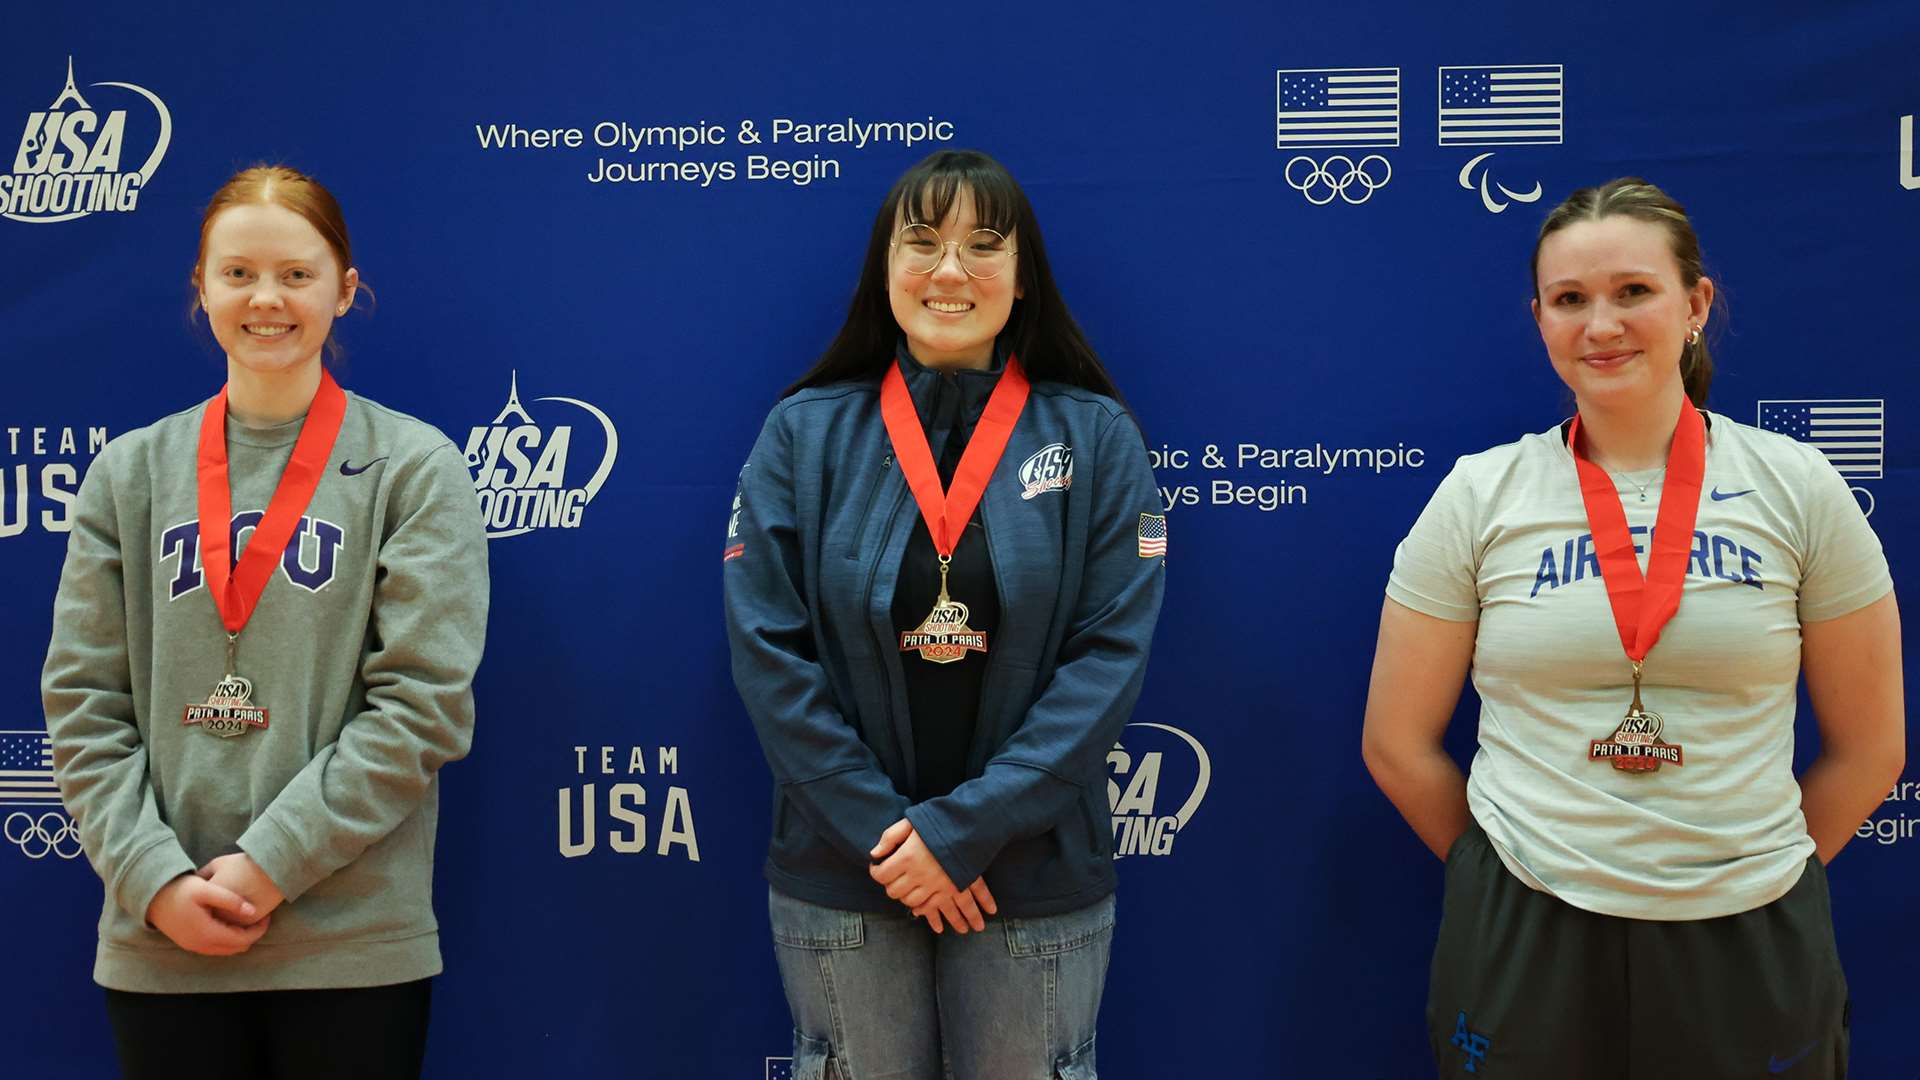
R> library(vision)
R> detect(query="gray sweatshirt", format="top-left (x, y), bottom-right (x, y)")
top-left (41, 392), bottom-right (489, 992)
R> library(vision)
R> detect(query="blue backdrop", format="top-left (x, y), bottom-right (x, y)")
top-left (4, 2), bottom-right (1918, 1075)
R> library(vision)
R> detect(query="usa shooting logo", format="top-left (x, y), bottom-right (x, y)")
top-left (465, 372), bottom-right (618, 538)
top-left (1107, 721), bottom-right (1210, 858)
top-left (1, 729), bottom-right (81, 860)
top-left (1018, 443), bottom-right (1072, 499)
top-left (6, 57), bottom-right (171, 223)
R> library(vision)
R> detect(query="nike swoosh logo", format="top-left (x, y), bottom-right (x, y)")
top-left (339, 457), bottom-right (388, 476)
top-left (1768, 1041), bottom-right (1818, 1073)
top-left (1710, 487), bottom-right (1756, 501)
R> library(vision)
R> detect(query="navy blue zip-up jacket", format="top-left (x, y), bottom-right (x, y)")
top-left (724, 349), bottom-right (1165, 916)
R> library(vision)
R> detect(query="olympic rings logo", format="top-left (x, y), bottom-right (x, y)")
top-left (4, 809), bottom-right (83, 860)
top-left (1284, 154), bottom-right (1392, 205)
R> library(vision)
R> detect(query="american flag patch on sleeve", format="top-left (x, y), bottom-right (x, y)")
top-left (1137, 513), bottom-right (1167, 558)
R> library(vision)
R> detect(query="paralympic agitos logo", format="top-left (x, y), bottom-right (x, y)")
top-left (5, 57), bottom-right (170, 223)
top-left (464, 372), bottom-right (619, 538)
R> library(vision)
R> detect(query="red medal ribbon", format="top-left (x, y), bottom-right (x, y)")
top-left (880, 356), bottom-right (1030, 558)
top-left (1568, 403), bottom-right (1706, 663)
top-left (195, 370), bottom-right (348, 635)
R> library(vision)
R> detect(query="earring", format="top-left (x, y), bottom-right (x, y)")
top-left (337, 304), bottom-right (348, 315)
top-left (1687, 324), bottom-right (1701, 345)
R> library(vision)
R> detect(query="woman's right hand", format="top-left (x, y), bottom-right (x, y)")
top-left (144, 874), bottom-right (270, 956)
top-left (913, 876), bottom-right (999, 934)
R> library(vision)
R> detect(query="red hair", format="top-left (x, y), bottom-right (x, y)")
top-left (191, 165), bottom-right (367, 362)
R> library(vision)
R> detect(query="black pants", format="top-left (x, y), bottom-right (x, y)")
top-left (105, 978), bottom-right (432, 1080)
top-left (1429, 824), bottom-right (1849, 1079)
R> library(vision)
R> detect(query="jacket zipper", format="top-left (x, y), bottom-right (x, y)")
top-left (972, 491), bottom-right (1005, 776)
top-left (845, 455), bottom-right (892, 559)
top-left (863, 473), bottom-right (911, 779)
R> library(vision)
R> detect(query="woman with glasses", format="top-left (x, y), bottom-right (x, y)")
top-left (724, 149), bottom-right (1165, 1079)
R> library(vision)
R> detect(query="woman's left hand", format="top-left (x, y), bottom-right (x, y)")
top-left (870, 819), bottom-right (973, 931)
top-left (198, 852), bottom-right (286, 926)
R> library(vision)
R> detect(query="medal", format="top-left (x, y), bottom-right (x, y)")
top-left (879, 355), bottom-right (1031, 664)
top-left (182, 633), bottom-right (270, 738)
top-left (1588, 660), bottom-right (1685, 771)
top-left (1569, 402), bottom-right (1705, 773)
top-left (182, 370), bottom-right (347, 737)
top-left (898, 555), bottom-right (990, 663)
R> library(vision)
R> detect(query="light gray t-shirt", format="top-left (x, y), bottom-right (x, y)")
top-left (42, 392), bottom-right (489, 991)
top-left (1388, 411), bottom-right (1890, 920)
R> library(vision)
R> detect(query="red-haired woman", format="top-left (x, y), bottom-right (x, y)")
top-left (42, 165), bottom-right (489, 1079)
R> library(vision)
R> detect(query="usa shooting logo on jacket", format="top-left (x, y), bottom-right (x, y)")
top-left (1107, 722), bottom-right (1210, 858)
top-left (6, 57), bottom-right (171, 223)
top-left (465, 371), bottom-right (619, 538)
top-left (1018, 443), bottom-right (1072, 499)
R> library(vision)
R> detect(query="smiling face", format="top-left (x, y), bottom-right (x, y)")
top-left (1531, 215), bottom-right (1712, 414)
top-left (197, 202), bottom-right (357, 380)
top-left (887, 187), bottom-right (1021, 370)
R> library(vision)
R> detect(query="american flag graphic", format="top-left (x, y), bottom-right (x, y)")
top-left (765, 1059), bottom-right (794, 1080)
top-left (1275, 68), bottom-right (1400, 148)
top-left (1137, 514), bottom-right (1167, 559)
top-left (0, 730), bottom-right (61, 806)
top-left (1757, 399), bottom-right (1885, 480)
top-left (1438, 64), bottom-right (1564, 145)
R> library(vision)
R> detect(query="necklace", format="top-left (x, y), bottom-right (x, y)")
top-left (1613, 466), bottom-right (1667, 503)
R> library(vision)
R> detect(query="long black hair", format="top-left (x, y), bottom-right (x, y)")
top-left (783, 149), bottom-right (1125, 403)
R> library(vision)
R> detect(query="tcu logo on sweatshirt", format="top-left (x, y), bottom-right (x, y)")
top-left (158, 514), bottom-right (347, 599)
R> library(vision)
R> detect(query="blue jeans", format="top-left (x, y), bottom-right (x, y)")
top-left (769, 887), bottom-right (1113, 1080)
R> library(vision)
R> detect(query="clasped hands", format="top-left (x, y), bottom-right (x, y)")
top-left (869, 819), bottom-right (997, 934)
top-left (143, 852), bottom-right (286, 957)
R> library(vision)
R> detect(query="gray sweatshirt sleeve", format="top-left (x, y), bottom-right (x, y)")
top-left (236, 443), bottom-right (489, 901)
top-left (42, 443), bottom-right (199, 922)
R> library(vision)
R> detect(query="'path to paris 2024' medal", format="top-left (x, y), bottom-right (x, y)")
top-left (1570, 403), bottom-right (1704, 773)
top-left (183, 370), bottom-right (346, 737)
top-left (880, 356), bottom-right (1030, 664)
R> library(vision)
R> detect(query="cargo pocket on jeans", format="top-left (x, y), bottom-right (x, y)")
top-left (1054, 1034), bottom-right (1097, 1078)
top-left (1005, 895), bottom-right (1116, 958)
top-left (790, 1030), bottom-right (836, 1080)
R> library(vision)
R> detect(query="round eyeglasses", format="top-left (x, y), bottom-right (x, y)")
top-left (890, 224), bottom-right (1018, 280)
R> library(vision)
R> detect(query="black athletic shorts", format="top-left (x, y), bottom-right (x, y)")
top-left (1428, 823), bottom-right (1849, 1079)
